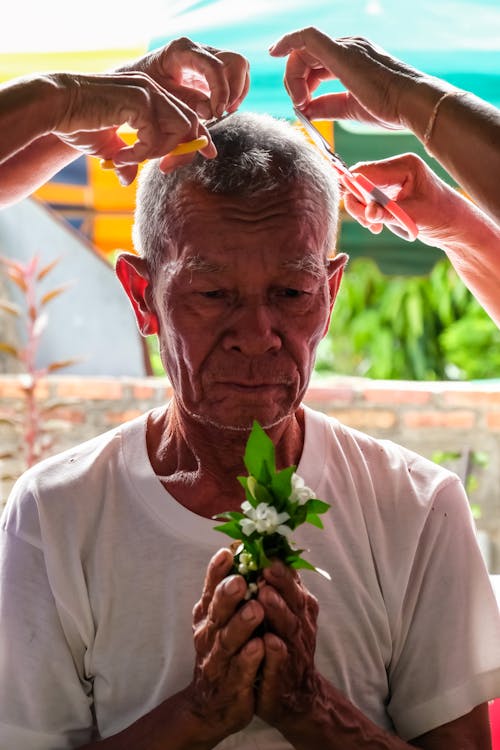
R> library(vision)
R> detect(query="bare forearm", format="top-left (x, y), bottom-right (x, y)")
top-left (401, 79), bottom-right (500, 225)
top-left (277, 676), bottom-right (410, 749)
top-left (0, 75), bottom-right (79, 207)
top-left (0, 133), bottom-right (78, 208)
top-left (78, 686), bottom-right (220, 750)
top-left (433, 199), bottom-right (500, 327)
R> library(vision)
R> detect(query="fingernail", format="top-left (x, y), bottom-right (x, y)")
top-left (213, 548), bottom-right (229, 567)
top-left (224, 575), bottom-right (241, 594)
top-left (241, 602), bottom-right (256, 621)
top-left (367, 204), bottom-right (384, 222)
top-left (270, 561), bottom-right (284, 577)
top-left (216, 103), bottom-right (225, 118)
top-left (196, 100), bottom-right (212, 120)
top-left (117, 172), bottom-right (131, 187)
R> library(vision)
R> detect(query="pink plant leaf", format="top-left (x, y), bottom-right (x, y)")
top-left (0, 342), bottom-right (21, 359)
top-left (40, 283), bottom-right (73, 306)
top-left (37, 257), bottom-right (60, 281)
top-left (5, 268), bottom-right (27, 293)
top-left (47, 357), bottom-right (81, 373)
top-left (0, 299), bottom-right (21, 316)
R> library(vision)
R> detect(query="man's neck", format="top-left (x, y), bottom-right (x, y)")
top-left (146, 402), bottom-right (305, 518)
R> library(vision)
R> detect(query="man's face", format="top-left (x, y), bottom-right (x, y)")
top-left (149, 184), bottom-right (339, 430)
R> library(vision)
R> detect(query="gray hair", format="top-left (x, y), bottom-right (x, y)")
top-left (132, 112), bottom-right (339, 274)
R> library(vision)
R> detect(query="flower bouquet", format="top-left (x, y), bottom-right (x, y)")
top-left (214, 420), bottom-right (331, 597)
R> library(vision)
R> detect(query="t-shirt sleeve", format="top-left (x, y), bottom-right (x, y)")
top-left (387, 476), bottom-right (500, 740)
top-left (0, 518), bottom-right (95, 748)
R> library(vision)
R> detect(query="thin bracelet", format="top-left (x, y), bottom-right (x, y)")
top-left (423, 89), bottom-right (467, 148)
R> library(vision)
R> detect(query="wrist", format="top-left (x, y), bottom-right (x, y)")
top-left (398, 75), bottom-right (453, 142)
top-left (40, 72), bottom-right (77, 134)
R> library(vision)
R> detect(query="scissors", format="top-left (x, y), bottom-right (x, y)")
top-left (293, 107), bottom-right (418, 242)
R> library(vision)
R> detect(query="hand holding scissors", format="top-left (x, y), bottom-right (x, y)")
top-left (294, 107), bottom-right (418, 241)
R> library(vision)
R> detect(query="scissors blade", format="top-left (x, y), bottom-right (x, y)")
top-left (204, 112), bottom-right (234, 129)
top-left (293, 107), bottom-right (349, 172)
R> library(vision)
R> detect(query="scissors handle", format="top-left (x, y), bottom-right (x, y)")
top-left (343, 172), bottom-right (419, 242)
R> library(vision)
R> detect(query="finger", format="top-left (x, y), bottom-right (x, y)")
top-left (258, 632), bottom-right (287, 706)
top-left (261, 561), bottom-right (306, 616)
top-left (217, 51), bottom-right (250, 112)
top-left (198, 599), bottom-right (265, 681)
top-left (365, 200), bottom-right (386, 223)
top-left (282, 50), bottom-right (317, 108)
top-left (192, 548), bottom-right (234, 625)
top-left (168, 84), bottom-right (213, 120)
top-left (216, 598), bottom-right (265, 658)
top-left (303, 91), bottom-right (381, 126)
top-left (114, 164), bottom-right (138, 187)
top-left (158, 126), bottom-right (216, 172)
top-left (225, 637), bottom-right (264, 700)
top-left (158, 151), bottom-right (198, 173)
top-left (343, 190), bottom-right (390, 233)
top-left (258, 584), bottom-right (299, 641)
top-left (269, 27), bottom-right (336, 106)
top-left (175, 45), bottom-right (230, 118)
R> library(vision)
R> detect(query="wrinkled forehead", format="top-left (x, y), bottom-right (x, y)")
top-left (168, 181), bottom-right (332, 245)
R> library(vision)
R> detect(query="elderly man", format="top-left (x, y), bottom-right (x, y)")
top-left (1, 112), bottom-right (499, 749)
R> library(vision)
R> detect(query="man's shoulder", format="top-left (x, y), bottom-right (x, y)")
top-left (304, 406), bottom-right (457, 490)
top-left (2, 412), bottom-right (150, 534)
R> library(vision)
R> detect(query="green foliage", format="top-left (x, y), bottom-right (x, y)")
top-left (214, 421), bottom-right (331, 583)
top-left (316, 257), bottom-right (500, 380)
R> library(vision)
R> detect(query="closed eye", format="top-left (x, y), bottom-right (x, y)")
top-left (200, 290), bottom-right (226, 299)
top-left (277, 288), bottom-right (307, 298)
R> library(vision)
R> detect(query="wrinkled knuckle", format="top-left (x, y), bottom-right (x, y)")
top-left (192, 624), bottom-right (208, 654)
top-left (175, 36), bottom-right (195, 50)
top-left (192, 599), bottom-right (203, 622)
top-left (215, 627), bottom-right (232, 656)
top-left (307, 593), bottom-right (319, 620)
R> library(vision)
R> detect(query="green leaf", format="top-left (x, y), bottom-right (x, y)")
top-left (271, 465), bottom-right (295, 501)
top-left (289, 504), bottom-right (307, 528)
top-left (243, 421), bottom-right (275, 482)
top-left (213, 522), bottom-right (242, 540)
top-left (254, 536), bottom-right (271, 569)
top-left (306, 513), bottom-right (324, 529)
top-left (289, 557), bottom-right (317, 571)
top-left (213, 511), bottom-right (245, 522)
top-left (238, 475), bottom-right (259, 508)
top-left (304, 498), bottom-right (330, 515)
top-left (253, 481), bottom-right (273, 504)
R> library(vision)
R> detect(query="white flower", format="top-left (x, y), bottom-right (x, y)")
top-left (244, 582), bottom-right (259, 600)
top-left (289, 473), bottom-right (315, 506)
top-left (240, 501), bottom-right (291, 537)
top-left (237, 551), bottom-right (257, 574)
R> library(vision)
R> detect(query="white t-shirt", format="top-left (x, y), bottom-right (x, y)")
top-left (1, 406), bottom-right (499, 749)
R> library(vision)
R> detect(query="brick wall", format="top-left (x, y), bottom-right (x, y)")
top-left (1, 374), bottom-right (499, 571)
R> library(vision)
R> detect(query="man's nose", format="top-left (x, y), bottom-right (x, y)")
top-left (221, 301), bottom-right (282, 356)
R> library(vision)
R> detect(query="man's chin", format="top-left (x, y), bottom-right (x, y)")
top-left (187, 406), bottom-right (292, 432)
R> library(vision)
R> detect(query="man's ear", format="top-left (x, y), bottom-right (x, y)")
top-left (323, 252), bottom-right (349, 336)
top-left (115, 253), bottom-right (159, 336)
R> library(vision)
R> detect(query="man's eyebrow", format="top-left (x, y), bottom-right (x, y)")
top-left (180, 253), bottom-right (327, 276)
top-left (281, 254), bottom-right (328, 277)
top-left (183, 256), bottom-right (228, 274)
